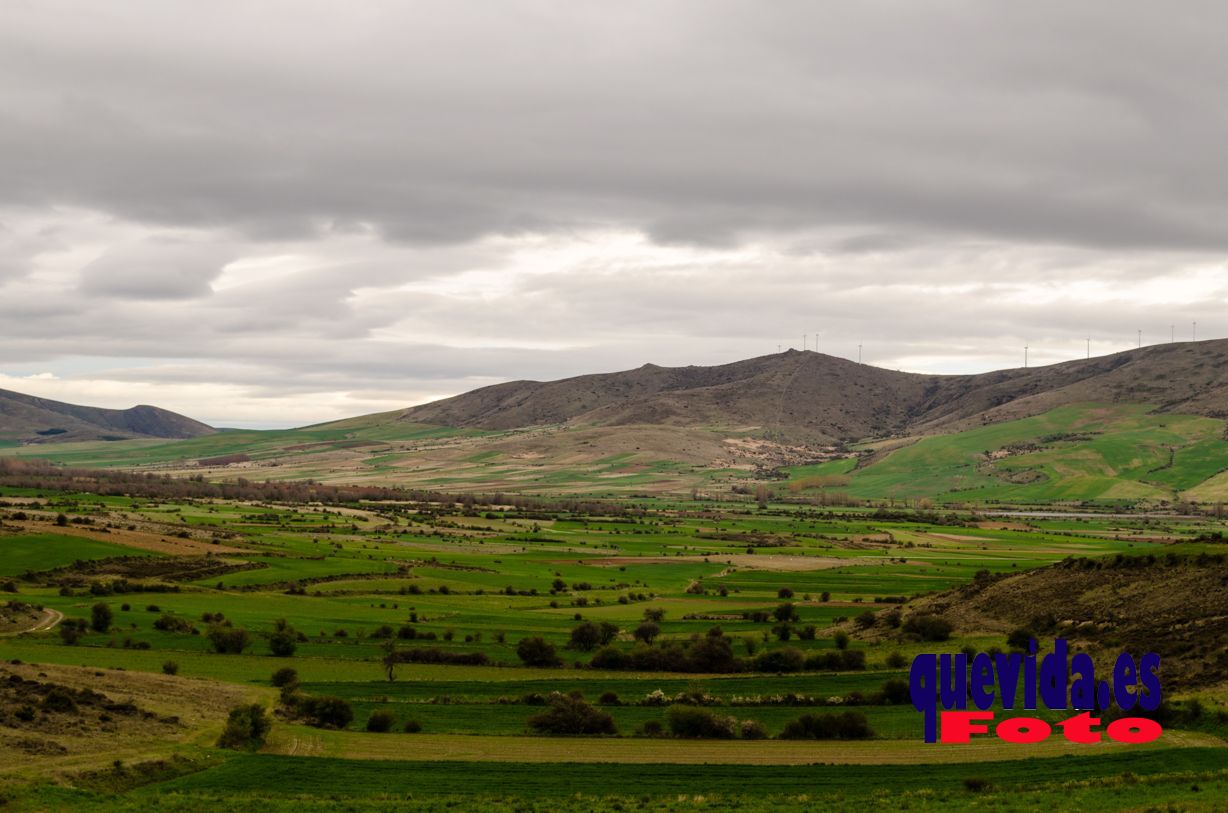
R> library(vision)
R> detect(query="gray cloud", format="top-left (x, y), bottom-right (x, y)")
top-left (0, 2), bottom-right (1226, 425)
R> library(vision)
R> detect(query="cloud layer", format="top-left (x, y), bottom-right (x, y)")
top-left (1, 2), bottom-right (1225, 426)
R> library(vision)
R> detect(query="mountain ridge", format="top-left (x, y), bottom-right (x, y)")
top-left (0, 388), bottom-right (215, 444)
top-left (394, 339), bottom-right (1228, 443)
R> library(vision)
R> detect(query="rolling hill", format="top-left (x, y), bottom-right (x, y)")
top-left (5, 340), bottom-right (1228, 503)
top-left (857, 551), bottom-right (1228, 689)
top-left (399, 339), bottom-right (1228, 443)
top-left (0, 388), bottom-right (215, 445)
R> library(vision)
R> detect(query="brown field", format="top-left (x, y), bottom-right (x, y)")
top-left (265, 726), bottom-right (1224, 765)
top-left (11, 516), bottom-right (248, 555)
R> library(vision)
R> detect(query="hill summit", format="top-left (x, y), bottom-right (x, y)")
top-left (0, 388), bottom-right (215, 444)
top-left (398, 339), bottom-right (1228, 443)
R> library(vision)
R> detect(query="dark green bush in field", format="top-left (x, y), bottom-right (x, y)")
top-left (633, 621), bottom-right (660, 644)
top-left (297, 695), bottom-right (354, 729)
top-left (885, 651), bottom-right (908, 668)
top-left (59, 618), bottom-right (88, 645)
top-left (90, 602), bottom-right (113, 633)
top-left (779, 711), bottom-right (873, 740)
top-left (153, 613), bottom-right (194, 633)
top-left (772, 603), bottom-right (798, 623)
top-left (207, 623), bottom-right (252, 654)
top-left (1007, 627), bottom-right (1033, 650)
top-left (567, 621), bottom-right (619, 651)
top-left (403, 718), bottom-right (422, 733)
top-left (754, 647), bottom-right (804, 673)
top-left (161, 661), bottom-right (179, 676)
top-left (666, 705), bottom-right (737, 739)
top-left (528, 694), bottom-right (617, 735)
top-left (516, 636), bottom-right (561, 667)
top-left (903, 614), bottom-right (953, 642)
top-left (880, 678), bottom-right (910, 705)
top-left (217, 704), bottom-right (271, 750)
top-left (390, 647), bottom-right (490, 666)
top-left (591, 627), bottom-right (743, 673)
top-left (740, 719), bottom-right (769, 739)
top-left (365, 710), bottom-right (395, 733)
top-left (271, 667), bottom-right (298, 688)
top-left (268, 619), bottom-right (299, 657)
top-left (803, 649), bottom-right (866, 671)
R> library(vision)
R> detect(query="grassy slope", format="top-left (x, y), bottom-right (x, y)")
top-left (788, 403), bottom-right (1228, 504)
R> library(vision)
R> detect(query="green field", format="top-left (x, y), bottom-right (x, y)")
top-left (787, 403), bottom-right (1228, 505)
top-left (0, 457), bottom-right (1225, 811)
top-left (0, 532), bottom-right (157, 577)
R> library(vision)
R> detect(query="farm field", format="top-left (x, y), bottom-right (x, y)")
top-left (0, 468), bottom-right (1225, 811)
top-left (9, 403), bottom-right (1228, 509)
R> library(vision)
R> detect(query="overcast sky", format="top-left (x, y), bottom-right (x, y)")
top-left (2, 1), bottom-right (1226, 428)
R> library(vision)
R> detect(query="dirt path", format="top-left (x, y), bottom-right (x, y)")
top-left (0, 608), bottom-right (64, 637)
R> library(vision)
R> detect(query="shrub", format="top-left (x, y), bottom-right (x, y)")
top-left (754, 647), bottom-right (805, 673)
top-left (153, 613), bottom-right (194, 633)
top-left (636, 719), bottom-right (665, 737)
top-left (365, 710), bottom-right (396, 733)
top-left (598, 691), bottom-right (621, 705)
top-left (885, 651), bottom-right (908, 669)
top-left (804, 649), bottom-right (866, 671)
top-left (833, 630), bottom-right (850, 650)
top-left (269, 631), bottom-right (298, 657)
top-left (740, 719), bottom-right (769, 739)
top-left (41, 688), bottom-right (78, 714)
top-left (217, 704), bottom-right (272, 750)
top-left (633, 621), bottom-right (660, 645)
top-left (772, 603), bottom-right (798, 623)
top-left (902, 614), bottom-right (953, 642)
top-left (162, 661), bottom-right (179, 676)
top-left (90, 602), bottom-right (113, 633)
top-left (963, 777), bottom-right (992, 792)
top-left (271, 667), bottom-right (298, 688)
top-left (666, 705), bottom-right (736, 738)
top-left (403, 718), bottom-right (422, 733)
top-left (207, 624), bottom-right (252, 654)
top-left (880, 678), bottom-right (910, 705)
top-left (528, 695), bottom-right (617, 735)
top-left (779, 711), bottom-right (873, 740)
top-left (1006, 628), bottom-right (1033, 651)
top-left (516, 636), bottom-right (560, 667)
top-left (59, 618), bottom-right (88, 645)
top-left (297, 695), bottom-right (354, 729)
top-left (568, 621), bottom-right (619, 651)
top-left (388, 647), bottom-right (490, 666)
top-left (853, 611), bottom-right (877, 630)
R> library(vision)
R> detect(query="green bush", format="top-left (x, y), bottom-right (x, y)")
top-left (298, 695), bottom-right (354, 729)
top-left (527, 694), bottom-right (616, 735)
top-left (665, 705), bottom-right (736, 739)
top-left (903, 614), bottom-right (953, 642)
top-left (516, 636), bottom-right (560, 667)
top-left (365, 710), bottom-right (395, 733)
top-left (217, 704), bottom-right (272, 750)
top-left (779, 711), bottom-right (873, 740)
top-left (207, 623), bottom-right (252, 654)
